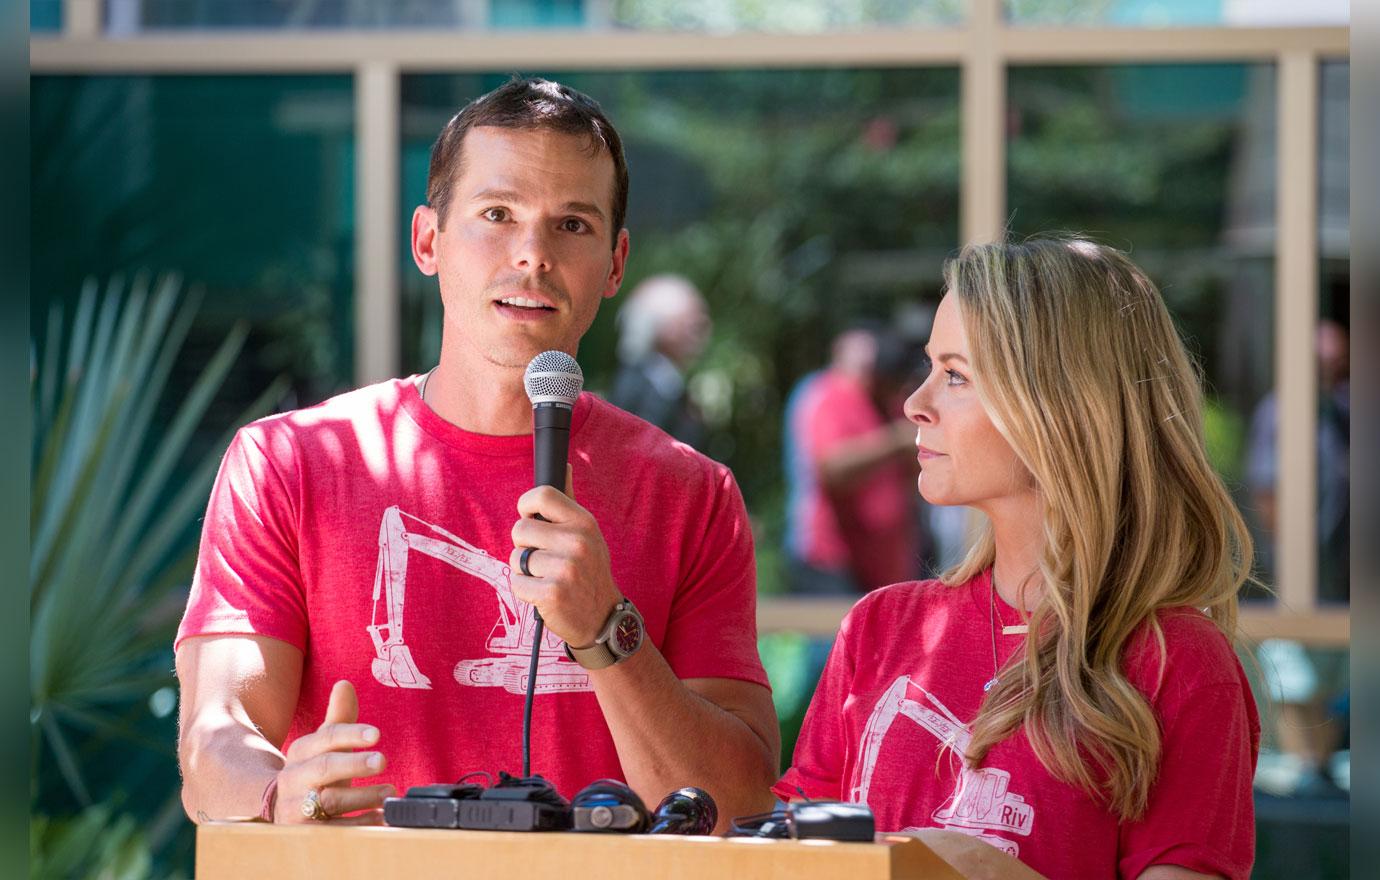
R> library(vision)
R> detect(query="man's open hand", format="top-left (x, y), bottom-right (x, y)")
top-left (273, 680), bottom-right (393, 824)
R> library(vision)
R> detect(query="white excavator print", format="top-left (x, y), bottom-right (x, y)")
top-left (849, 675), bottom-right (1033, 857)
top-left (366, 505), bottom-right (591, 695)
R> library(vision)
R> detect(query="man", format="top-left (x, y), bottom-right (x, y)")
top-left (783, 324), bottom-right (922, 594)
top-left (175, 78), bottom-right (778, 829)
top-left (1247, 317), bottom-right (1350, 602)
top-left (608, 274), bottom-right (712, 449)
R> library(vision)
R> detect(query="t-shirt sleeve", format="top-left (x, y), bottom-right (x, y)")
top-left (174, 425), bottom-right (308, 652)
top-left (773, 601), bottom-right (862, 802)
top-left (801, 380), bottom-right (875, 465)
top-left (1118, 679), bottom-right (1260, 880)
top-left (656, 465), bottom-right (769, 688)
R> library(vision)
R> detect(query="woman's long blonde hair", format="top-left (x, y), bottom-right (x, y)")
top-left (942, 237), bottom-right (1253, 821)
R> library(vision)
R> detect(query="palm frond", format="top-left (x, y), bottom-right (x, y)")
top-left (30, 275), bottom-right (286, 806)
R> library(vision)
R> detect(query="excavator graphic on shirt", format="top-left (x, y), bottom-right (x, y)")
top-left (365, 505), bottom-right (591, 695)
top-left (850, 675), bottom-right (1034, 857)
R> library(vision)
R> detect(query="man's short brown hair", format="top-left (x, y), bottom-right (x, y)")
top-left (425, 77), bottom-right (629, 244)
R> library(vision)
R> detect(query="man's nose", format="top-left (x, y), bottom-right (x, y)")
top-left (512, 225), bottom-right (554, 274)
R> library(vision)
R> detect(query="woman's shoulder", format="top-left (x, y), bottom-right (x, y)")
top-left (843, 575), bottom-right (981, 633)
top-left (1124, 606), bottom-right (1248, 702)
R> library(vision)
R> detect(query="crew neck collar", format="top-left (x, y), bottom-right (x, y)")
top-left (398, 374), bottom-right (594, 456)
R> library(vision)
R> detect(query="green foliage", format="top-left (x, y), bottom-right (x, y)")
top-left (1203, 396), bottom-right (1246, 487)
top-left (30, 275), bottom-right (287, 872)
top-left (30, 805), bottom-right (154, 880)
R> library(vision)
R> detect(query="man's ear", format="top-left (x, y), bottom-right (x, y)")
top-left (603, 228), bottom-right (631, 300)
top-left (411, 205), bottom-right (440, 276)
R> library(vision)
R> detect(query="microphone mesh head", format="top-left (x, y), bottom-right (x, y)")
top-left (524, 350), bottom-right (584, 406)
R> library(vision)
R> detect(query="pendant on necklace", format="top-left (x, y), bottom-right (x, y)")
top-left (983, 678), bottom-right (998, 692)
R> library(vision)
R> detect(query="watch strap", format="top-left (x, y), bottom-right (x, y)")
top-left (563, 599), bottom-right (643, 670)
top-left (564, 640), bottom-right (618, 670)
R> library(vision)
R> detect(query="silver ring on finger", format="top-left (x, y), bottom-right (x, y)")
top-left (519, 546), bottom-right (537, 578)
top-left (301, 788), bottom-right (329, 821)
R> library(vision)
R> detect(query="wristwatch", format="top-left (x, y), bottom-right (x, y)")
top-left (564, 599), bottom-right (646, 670)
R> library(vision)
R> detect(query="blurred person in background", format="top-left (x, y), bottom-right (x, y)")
top-left (1246, 318), bottom-right (1350, 799)
top-left (783, 322), bottom-right (923, 595)
top-left (774, 239), bottom-right (1260, 880)
top-left (608, 273), bottom-right (712, 449)
top-left (1247, 317), bottom-right (1350, 601)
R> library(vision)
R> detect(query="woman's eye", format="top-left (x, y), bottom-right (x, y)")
top-left (483, 207), bottom-right (508, 222)
top-left (945, 369), bottom-right (967, 387)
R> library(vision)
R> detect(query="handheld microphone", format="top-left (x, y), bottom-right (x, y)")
top-left (524, 350), bottom-right (584, 490)
top-left (648, 787), bottom-right (718, 835)
top-left (519, 351), bottom-right (584, 778)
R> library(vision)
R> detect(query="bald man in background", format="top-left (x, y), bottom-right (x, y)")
top-left (609, 274), bottom-right (712, 450)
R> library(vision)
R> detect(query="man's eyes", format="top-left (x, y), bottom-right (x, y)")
top-left (479, 208), bottom-right (590, 233)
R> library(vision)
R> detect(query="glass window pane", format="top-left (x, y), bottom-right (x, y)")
top-left (112, 0), bottom-right (963, 32)
top-left (1317, 60), bottom-right (1348, 604)
top-left (1005, 0), bottom-right (1348, 28)
top-left (1249, 641), bottom-right (1349, 857)
top-left (114, 0), bottom-right (472, 30)
top-left (30, 75), bottom-right (356, 428)
top-left (608, 0), bottom-right (964, 31)
top-left (31, 0), bottom-right (61, 31)
top-left (1006, 63), bottom-right (1277, 595)
top-left (399, 69), bottom-right (960, 569)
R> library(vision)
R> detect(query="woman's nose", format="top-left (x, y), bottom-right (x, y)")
top-left (903, 382), bottom-right (934, 425)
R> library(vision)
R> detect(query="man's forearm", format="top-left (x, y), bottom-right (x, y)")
top-left (179, 709), bottom-right (284, 821)
top-left (588, 644), bottom-right (778, 832)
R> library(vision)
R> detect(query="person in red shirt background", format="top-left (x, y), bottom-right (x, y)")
top-left (775, 238), bottom-right (1260, 879)
top-left (784, 323), bottom-right (923, 595)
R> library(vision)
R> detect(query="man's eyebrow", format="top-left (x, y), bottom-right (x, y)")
top-left (563, 201), bottom-right (607, 222)
top-left (468, 187), bottom-right (525, 205)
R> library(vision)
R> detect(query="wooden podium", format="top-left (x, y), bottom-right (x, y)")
top-left (196, 822), bottom-right (964, 879)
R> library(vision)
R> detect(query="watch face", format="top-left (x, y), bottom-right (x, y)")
top-left (611, 611), bottom-right (644, 657)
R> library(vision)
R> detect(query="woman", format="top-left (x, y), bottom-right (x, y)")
top-left (775, 239), bottom-right (1260, 879)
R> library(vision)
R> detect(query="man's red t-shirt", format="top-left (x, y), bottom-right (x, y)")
top-left (177, 378), bottom-right (768, 800)
top-left (775, 571), bottom-right (1259, 879)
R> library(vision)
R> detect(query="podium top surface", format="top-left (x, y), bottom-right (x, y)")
top-left (196, 822), bottom-right (963, 880)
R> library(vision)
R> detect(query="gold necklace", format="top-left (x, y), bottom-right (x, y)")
top-left (985, 580), bottom-right (1001, 693)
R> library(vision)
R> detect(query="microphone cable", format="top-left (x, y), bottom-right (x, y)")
top-left (522, 612), bottom-right (543, 778)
